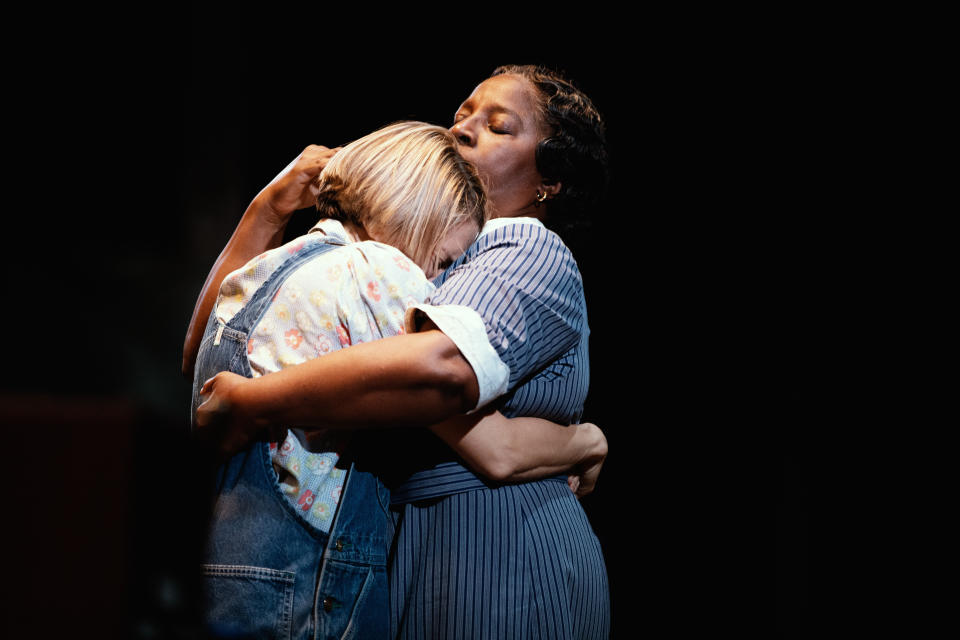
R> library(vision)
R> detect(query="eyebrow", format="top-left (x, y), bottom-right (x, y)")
top-left (488, 106), bottom-right (520, 120)
top-left (457, 101), bottom-right (521, 120)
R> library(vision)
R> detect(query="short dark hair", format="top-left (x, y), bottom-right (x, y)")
top-left (492, 64), bottom-right (609, 236)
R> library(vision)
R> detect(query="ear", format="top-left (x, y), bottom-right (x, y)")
top-left (540, 180), bottom-right (562, 199)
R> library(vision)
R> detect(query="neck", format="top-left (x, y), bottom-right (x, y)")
top-left (492, 204), bottom-right (547, 222)
top-left (340, 220), bottom-right (373, 243)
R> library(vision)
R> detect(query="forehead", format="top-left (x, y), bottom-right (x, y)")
top-left (459, 74), bottom-right (541, 119)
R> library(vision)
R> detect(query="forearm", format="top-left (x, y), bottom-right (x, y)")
top-left (227, 330), bottom-right (479, 430)
top-left (182, 194), bottom-right (288, 377)
top-left (430, 411), bottom-right (607, 483)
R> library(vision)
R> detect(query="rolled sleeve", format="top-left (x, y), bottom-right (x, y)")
top-left (428, 223), bottom-right (585, 392)
top-left (404, 304), bottom-right (509, 411)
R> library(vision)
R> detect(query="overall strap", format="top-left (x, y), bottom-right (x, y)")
top-left (227, 237), bottom-right (346, 334)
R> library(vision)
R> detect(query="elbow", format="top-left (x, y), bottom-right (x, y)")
top-left (473, 432), bottom-right (523, 483)
top-left (478, 455), bottom-right (519, 484)
top-left (182, 330), bottom-right (199, 380)
top-left (181, 342), bottom-right (197, 381)
top-left (181, 354), bottom-right (193, 380)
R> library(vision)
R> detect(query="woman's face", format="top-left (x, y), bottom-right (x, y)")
top-left (451, 74), bottom-right (549, 219)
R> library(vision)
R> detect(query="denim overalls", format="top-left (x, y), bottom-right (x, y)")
top-left (191, 239), bottom-right (391, 640)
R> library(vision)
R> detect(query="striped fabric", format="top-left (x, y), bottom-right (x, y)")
top-left (389, 220), bottom-right (608, 639)
top-left (390, 480), bottom-right (609, 640)
top-left (431, 220), bottom-right (590, 424)
top-left (389, 461), bottom-right (495, 504)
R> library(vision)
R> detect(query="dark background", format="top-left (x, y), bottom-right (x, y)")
top-left (5, 11), bottom-right (808, 638)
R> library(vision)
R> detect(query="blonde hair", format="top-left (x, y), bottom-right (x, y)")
top-left (315, 121), bottom-right (487, 270)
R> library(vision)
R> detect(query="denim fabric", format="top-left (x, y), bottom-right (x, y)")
top-left (192, 239), bottom-right (391, 639)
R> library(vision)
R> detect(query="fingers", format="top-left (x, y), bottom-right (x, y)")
top-left (300, 145), bottom-right (342, 175)
top-left (195, 373), bottom-right (231, 429)
top-left (304, 145), bottom-right (342, 155)
top-left (263, 145), bottom-right (345, 216)
top-left (194, 393), bottom-right (218, 429)
top-left (576, 476), bottom-right (596, 498)
top-left (199, 374), bottom-right (217, 396)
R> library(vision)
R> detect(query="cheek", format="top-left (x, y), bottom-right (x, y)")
top-left (492, 158), bottom-right (539, 198)
top-left (474, 140), bottom-right (535, 182)
top-left (485, 150), bottom-right (533, 188)
top-left (468, 140), bottom-right (542, 212)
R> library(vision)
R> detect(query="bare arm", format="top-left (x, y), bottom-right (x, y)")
top-left (429, 411), bottom-right (608, 498)
top-left (194, 330), bottom-right (480, 458)
top-left (182, 145), bottom-right (341, 377)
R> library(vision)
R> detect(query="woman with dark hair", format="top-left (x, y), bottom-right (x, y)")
top-left (484, 64), bottom-right (609, 236)
top-left (187, 64), bottom-right (611, 638)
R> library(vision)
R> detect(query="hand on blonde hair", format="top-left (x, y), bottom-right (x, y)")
top-left (258, 144), bottom-right (342, 224)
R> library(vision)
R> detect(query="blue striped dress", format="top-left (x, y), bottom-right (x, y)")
top-left (388, 219), bottom-right (609, 639)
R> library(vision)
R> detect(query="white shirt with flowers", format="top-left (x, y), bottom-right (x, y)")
top-left (214, 218), bottom-right (435, 533)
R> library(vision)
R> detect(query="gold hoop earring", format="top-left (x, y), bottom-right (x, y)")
top-left (535, 190), bottom-right (548, 206)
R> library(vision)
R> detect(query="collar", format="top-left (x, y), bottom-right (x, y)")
top-left (307, 218), bottom-right (354, 244)
top-left (478, 216), bottom-right (545, 239)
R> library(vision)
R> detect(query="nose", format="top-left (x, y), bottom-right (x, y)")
top-left (450, 118), bottom-right (476, 148)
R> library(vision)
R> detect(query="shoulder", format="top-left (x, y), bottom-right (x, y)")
top-left (350, 241), bottom-right (422, 274)
top-left (281, 240), bottom-right (409, 273)
top-left (460, 218), bottom-right (580, 285)
top-left (472, 218), bottom-right (573, 260)
top-left (287, 241), bottom-right (434, 305)
top-left (431, 218), bottom-right (584, 312)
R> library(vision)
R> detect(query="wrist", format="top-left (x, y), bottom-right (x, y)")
top-left (229, 376), bottom-right (271, 430)
top-left (251, 189), bottom-right (294, 230)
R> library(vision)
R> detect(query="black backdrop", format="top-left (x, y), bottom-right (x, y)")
top-left (5, 12), bottom-right (808, 638)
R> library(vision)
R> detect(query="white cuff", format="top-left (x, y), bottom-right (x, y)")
top-left (404, 304), bottom-right (509, 412)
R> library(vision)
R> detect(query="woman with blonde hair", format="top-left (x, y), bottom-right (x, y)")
top-left (192, 119), bottom-right (607, 639)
